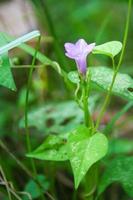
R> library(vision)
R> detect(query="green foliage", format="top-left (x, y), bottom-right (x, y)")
top-left (0, 31), bottom-right (41, 91)
top-left (20, 98), bottom-right (99, 134)
top-left (0, 54), bottom-right (16, 91)
top-left (67, 126), bottom-right (108, 189)
top-left (90, 67), bottom-right (133, 100)
top-left (27, 134), bottom-right (69, 161)
top-left (98, 156), bottom-right (133, 198)
top-left (3, 33), bottom-right (52, 65)
top-left (104, 101), bottom-right (133, 134)
top-left (20, 96), bottom-right (100, 133)
top-left (0, 100), bottom-right (14, 137)
top-left (108, 139), bottom-right (133, 156)
top-left (27, 125), bottom-right (108, 189)
top-left (0, 33), bottom-right (16, 91)
top-left (68, 71), bottom-right (80, 84)
top-left (20, 101), bottom-right (83, 134)
top-left (3, 33), bottom-right (65, 78)
top-left (23, 175), bottom-right (50, 200)
top-left (68, 67), bottom-right (133, 100)
top-left (93, 41), bottom-right (122, 58)
top-left (0, 0), bottom-right (132, 199)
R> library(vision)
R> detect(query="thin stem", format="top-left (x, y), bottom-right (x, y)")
top-left (0, 166), bottom-right (12, 200)
top-left (0, 140), bottom-right (32, 178)
top-left (83, 89), bottom-right (89, 127)
top-left (95, 63), bottom-right (117, 130)
top-left (25, 36), bottom-right (41, 175)
top-left (117, 0), bottom-right (132, 71)
top-left (24, 36), bottom-right (46, 200)
top-left (95, 0), bottom-right (132, 130)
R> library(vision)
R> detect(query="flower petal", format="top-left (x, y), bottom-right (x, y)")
top-left (65, 52), bottom-right (77, 59)
top-left (76, 39), bottom-right (88, 50)
top-left (64, 43), bottom-right (75, 52)
top-left (64, 39), bottom-right (95, 75)
top-left (86, 43), bottom-right (96, 53)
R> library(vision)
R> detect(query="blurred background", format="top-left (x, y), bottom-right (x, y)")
top-left (0, 0), bottom-right (133, 200)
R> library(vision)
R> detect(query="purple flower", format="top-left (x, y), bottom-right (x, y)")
top-left (64, 39), bottom-right (95, 75)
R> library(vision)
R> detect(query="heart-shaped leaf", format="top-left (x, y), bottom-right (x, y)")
top-left (27, 134), bottom-right (69, 161)
top-left (67, 126), bottom-right (108, 189)
top-left (93, 41), bottom-right (122, 58)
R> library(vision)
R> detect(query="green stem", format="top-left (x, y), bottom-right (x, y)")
top-left (117, 0), bottom-right (132, 70)
top-left (25, 36), bottom-right (41, 175)
top-left (83, 81), bottom-right (89, 127)
top-left (24, 36), bottom-right (46, 200)
top-left (95, 0), bottom-right (132, 130)
top-left (95, 59), bottom-right (117, 130)
top-left (82, 79), bottom-right (94, 128)
top-left (82, 76), bottom-right (96, 199)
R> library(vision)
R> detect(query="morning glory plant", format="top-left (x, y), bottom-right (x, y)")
top-left (0, 0), bottom-right (131, 199)
top-left (27, 4), bottom-right (133, 196)
top-left (28, 36), bottom-right (126, 199)
top-left (64, 39), bottom-right (95, 75)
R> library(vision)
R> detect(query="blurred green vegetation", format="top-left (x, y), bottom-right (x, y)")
top-left (0, 0), bottom-right (133, 199)
top-left (30, 0), bottom-right (133, 71)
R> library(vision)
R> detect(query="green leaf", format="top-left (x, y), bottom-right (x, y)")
top-left (93, 41), bottom-right (122, 58)
top-left (68, 67), bottom-right (133, 100)
top-left (0, 33), bottom-right (16, 91)
top-left (27, 134), bottom-right (69, 161)
top-left (67, 126), bottom-right (108, 189)
top-left (19, 101), bottom-right (83, 133)
top-left (24, 175), bottom-right (49, 200)
top-left (19, 98), bottom-right (99, 134)
top-left (90, 67), bottom-right (133, 100)
top-left (98, 156), bottom-right (133, 198)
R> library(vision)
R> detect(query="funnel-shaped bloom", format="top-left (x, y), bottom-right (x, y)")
top-left (64, 39), bottom-right (95, 75)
